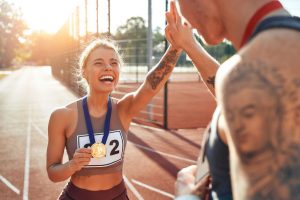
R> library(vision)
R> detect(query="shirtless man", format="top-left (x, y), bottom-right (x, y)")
top-left (170, 0), bottom-right (300, 199)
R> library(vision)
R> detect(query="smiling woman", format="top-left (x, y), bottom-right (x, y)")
top-left (46, 38), bottom-right (182, 199)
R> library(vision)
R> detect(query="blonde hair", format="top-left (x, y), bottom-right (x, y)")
top-left (77, 39), bottom-right (123, 91)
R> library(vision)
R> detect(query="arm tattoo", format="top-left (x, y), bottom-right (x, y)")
top-left (221, 60), bottom-right (300, 199)
top-left (147, 49), bottom-right (179, 90)
top-left (206, 76), bottom-right (215, 88)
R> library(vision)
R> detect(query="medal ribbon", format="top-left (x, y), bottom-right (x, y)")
top-left (239, 0), bottom-right (283, 48)
top-left (82, 96), bottom-right (112, 145)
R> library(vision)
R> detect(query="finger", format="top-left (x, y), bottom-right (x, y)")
top-left (77, 148), bottom-right (91, 154)
top-left (170, 0), bottom-right (176, 22)
top-left (165, 28), bottom-right (176, 46)
top-left (78, 158), bottom-right (91, 165)
top-left (165, 12), bottom-right (175, 25)
top-left (171, 0), bottom-right (182, 25)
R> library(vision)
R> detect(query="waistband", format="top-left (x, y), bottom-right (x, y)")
top-left (60, 179), bottom-right (127, 200)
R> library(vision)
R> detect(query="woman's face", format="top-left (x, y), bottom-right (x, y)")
top-left (83, 47), bottom-right (120, 93)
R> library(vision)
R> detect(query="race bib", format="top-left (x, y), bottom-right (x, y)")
top-left (77, 130), bottom-right (125, 167)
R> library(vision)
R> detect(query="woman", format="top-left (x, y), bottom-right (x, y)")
top-left (46, 39), bottom-right (181, 199)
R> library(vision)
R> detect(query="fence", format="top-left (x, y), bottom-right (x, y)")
top-left (50, 0), bottom-right (235, 129)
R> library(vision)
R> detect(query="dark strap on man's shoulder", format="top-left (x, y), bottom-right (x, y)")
top-left (250, 16), bottom-right (300, 42)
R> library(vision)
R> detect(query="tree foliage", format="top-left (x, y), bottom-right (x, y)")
top-left (113, 16), bottom-right (164, 66)
top-left (0, 0), bottom-right (27, 67)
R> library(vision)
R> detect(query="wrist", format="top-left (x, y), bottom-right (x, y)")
top-left (67, 161), bottom-right (76, 174)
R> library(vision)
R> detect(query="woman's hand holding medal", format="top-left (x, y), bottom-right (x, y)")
top-left (69, 148), bottom-right (92, 172)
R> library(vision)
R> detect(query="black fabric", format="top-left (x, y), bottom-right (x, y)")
top-left (249, 16), bottom-right (300, 43)
top-left (205, 107), bottom-right (232, 200)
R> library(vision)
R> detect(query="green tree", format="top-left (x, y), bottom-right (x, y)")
top-left (114, 16), bottom-right (164, 66)
top-left (114, 17), bottom-right (147, 65)
top-left (0, 0), bottom-right (27, 68)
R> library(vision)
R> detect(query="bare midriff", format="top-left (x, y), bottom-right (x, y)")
top-left (71, 171), bottom-right (123, 191)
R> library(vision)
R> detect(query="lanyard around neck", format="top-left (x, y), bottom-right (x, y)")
top-left (82, 96), bottom-right (112, 145)
top-left (240, 0), bottom-right (283, 48)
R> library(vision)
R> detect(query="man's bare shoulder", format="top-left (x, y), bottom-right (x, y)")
top-left (215, 29), bottom-right (300, 199)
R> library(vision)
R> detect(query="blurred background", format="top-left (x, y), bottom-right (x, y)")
top-left (1, 0), bottom-right (298, 129)
top-left (0, 1), bottom-right (299, 200)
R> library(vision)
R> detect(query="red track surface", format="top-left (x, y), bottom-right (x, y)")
top-left (0, 67), bottom-right (213, 200)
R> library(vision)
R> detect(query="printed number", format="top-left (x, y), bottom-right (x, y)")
top-left (84, 143), bottom-right (92, 148)
top-left (109, 140), bottom-right (120, 156)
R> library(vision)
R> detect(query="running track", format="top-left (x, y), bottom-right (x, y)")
top-left (0, 67), bottom-right (205, 200)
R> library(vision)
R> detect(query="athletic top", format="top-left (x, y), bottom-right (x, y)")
top-left (204, 15), bottom-right (300, 200)
top-left (250, 16), bottom-right (300, 42)
top-left (66, 97), bottom-right (127, 176)
top-left (205, 107), bottom-right (232, 200)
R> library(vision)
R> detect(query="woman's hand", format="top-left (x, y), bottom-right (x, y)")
top-left (165, 0), bottom-right (196, 51)
top-left (69, 148), bottom-right (92, 172)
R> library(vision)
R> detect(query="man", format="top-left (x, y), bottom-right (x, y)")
top-left (169, 0), bottom-right (300, 199)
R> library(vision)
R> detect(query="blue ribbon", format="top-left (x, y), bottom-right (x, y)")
top-left (82, 96), bottom-right (112, 145)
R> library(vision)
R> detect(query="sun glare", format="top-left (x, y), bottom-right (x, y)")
top-left (12, 0), bottom-right (79, 34)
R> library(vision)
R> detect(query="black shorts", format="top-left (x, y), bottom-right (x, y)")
top-left (58, 180), bottom-right (129, 200)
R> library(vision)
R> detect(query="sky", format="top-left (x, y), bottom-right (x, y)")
top-left (8, 0), bottom-right (300, 35)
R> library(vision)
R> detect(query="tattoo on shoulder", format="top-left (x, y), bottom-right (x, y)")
top-left (221, 60), bottom-right (300, 199)
top-left (147, 49), bottom-right (179, 90)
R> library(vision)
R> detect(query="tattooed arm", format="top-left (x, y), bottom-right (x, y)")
top-left (117, 45), bottom-right (181, 130)
top-left (165, 1), bottom-right (219, 96)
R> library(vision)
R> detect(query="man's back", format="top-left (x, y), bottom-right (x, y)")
top-left (217, 25), bottom-right (300, 199)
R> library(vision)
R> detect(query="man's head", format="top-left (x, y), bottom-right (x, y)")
top-left (175, 0), bottom-right (226, 45)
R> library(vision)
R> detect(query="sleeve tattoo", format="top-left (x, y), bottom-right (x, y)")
top-left (147, 49), bottom-right (179, 90)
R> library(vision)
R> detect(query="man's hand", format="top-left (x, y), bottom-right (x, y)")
top-left (175, 165), bottom-right (211, 199)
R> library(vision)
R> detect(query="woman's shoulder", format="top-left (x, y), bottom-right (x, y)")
top-left (49, 98), bottom-right (81, 122)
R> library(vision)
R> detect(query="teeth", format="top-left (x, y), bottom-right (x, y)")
top-left (99, 75), bottom-right (114, 81)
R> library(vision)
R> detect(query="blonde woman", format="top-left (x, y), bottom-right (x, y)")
top-left (46, 39), bottom-right (181, 200)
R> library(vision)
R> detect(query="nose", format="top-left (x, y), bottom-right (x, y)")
top-left (104, 65), bottom-right (113, 70)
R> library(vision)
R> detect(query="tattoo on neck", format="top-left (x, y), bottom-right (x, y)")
top-left (147, 49), bottom-right (178, 90)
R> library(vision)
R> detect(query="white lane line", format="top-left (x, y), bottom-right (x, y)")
top-left (123, 175), bottom-right (144, 200)
top-left (131, 179), bottom-right (175, 199)
top-left (129, 142), bottom-right (196, 164)
top-left (23, 106), bottom-right (31, 200)
top-left (0, 175), bottom-right (20, 195)
top-left (32, 123), bottom-right (47, 140)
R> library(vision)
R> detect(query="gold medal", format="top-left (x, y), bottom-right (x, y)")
top-left (91, 142), bottom-right (106, 158)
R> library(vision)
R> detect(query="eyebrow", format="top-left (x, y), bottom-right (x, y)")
top-left (93, 58), bottom-right (118, 62)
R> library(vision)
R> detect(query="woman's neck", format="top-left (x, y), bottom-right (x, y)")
top-left (86, 91), bottom-right (110, 117)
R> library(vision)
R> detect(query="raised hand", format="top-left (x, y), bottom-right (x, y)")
top-left (165, 0), bottom-right (195, 51)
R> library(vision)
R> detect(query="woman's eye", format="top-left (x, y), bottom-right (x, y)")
top-left (111, 62), bottom-right (119, 67)
top-left (95, 62), bottom-right (103, 66)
